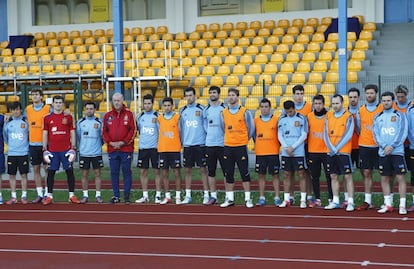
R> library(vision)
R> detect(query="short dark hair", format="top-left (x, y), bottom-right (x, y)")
top-left (395, 84), bottom-right (409, 96)
top-left (10, 101), bottom-right (22, 110)
top-left (332, 93), bottom-right (344, 102)
top-left (260, 98), bottom-right (271, 107)
top-left (364, 84), bottom-right (378, 93)
top-left (313, 94), bottom-right (325, 104)
top-left (84, 101), bottom-right (96, 108)
top-left (283, 100), bottom-right (295, 110)
top-left (228, 87), bottom-right (239, 96)
top-left (292, 84), bottom-right (305, 94)
top-left (208, 86), bottom-right (221, 94)
top-left (381, 91), bottom-right (395, 101)
top-left (348, 87), bottom-right (360, 96)
top-left (31, 88), bottom-right (44, 96)
top-left (162, 96), bottom-right (174, 105)
top-left (143, 94), bottom-right (154, 103)
top-left (53, 95), bottom-right (64, 102)
top-left (184, 87), bottom-right (196, 95)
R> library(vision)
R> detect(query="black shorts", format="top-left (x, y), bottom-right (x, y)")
top-left (137, 148), bottom-right (159, 169)
top-left (29, 145), bottom-right (45, 165)
top-left (223, 145), bottom-right (250, 183)
top-left (205, 146), bottom-right (224, 177)
top-left (281, 156), bottom-right (307, 172)
top-left (255, 155), bottom-right (280, 175)
top-left (378, 155), bottom-right (407, 176)
top-left (326, 154), bottom-right (353, 175)
top-left (159, 152), bottom-right (181, 170)
top-left (79, 156), bottom-right (104, 170)
top-left (351, 148), bottom-right (360, 168)
top-left (358, 146), bottom-right (379, 170)
top-left (7, 155), bottom-right (29, 175)
top-left (183, 145), bottom-right (206, 168)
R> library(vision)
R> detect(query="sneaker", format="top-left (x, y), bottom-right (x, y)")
top-left (42, 196), bottom-right (53, 205)
top-left (160, 197), bottom-right (171, 205)
top-left (407, 203), bottom-right (414, 212)
top-left (110, 196), bottom-right (121, 204)
top-left (69, 195), bottom-right (81, 204)
top-left (124, 200), bottom-right (130, 205)
top-left (340, 200), bottom-right (348, 209)
top-left (21, 197), bottom-right (28, 205)
top-left (220, 199), bottom-right (235, 208)
top-left (205, 197), bottom-right (217, 206)
top-left (399, 206), bottom-right (407, 215)
top-left (175, 197), bottom-right (182, 205)
top-left (256, 198), bottom-right (266, 207)
top-left (0, 198), bottom-right (3, 205)
top-left (31, 196), bottom-right (43, 204)
top-left (356, 202), bottom-right (373, 211)
top-left (202, 196), bottom-right (210, 205)
top-left (95, 196), bottom-right (104, 203)
top-left (279, 200), bottom-right (291, 208)
top-left (6, 198), bottom-right (18, 205)
top-left (346, 203), bottom-right (355, 212)
top-left (80, 196), bottom-right (88, 204)
top-left (155, 196), bottom-right (161, 204)
top-left (324, 202), bottom-right (340, 210)
top-left (300, 200), bottom-right (307, 209)
top-left (181, 196), bottom-right (192, 204)
top-left (135, 197), bottom-right (149, 204)
top-left (289, 198), bottom-right (294, 205)
top-left (308, 199), bottom-right (321, 208)
top-left (377, 205), bottom-right (393, 214)
top-left (274, 197), bottom-right (281, 206)
top-left (245, 199), bottom-right (254, 208)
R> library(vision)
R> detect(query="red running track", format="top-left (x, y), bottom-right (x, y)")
top-left (0, 204), bottom-right (412, 268)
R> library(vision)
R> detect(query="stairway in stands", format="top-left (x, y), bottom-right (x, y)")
top-left (366, 23), bottom-right (414, 77)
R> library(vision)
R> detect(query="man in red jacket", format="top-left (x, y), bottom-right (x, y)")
top-left (103, 93), bottom-right (137, 204)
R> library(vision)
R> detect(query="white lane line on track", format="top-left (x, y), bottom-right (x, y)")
top-left (0, 232), bottom-right (413, 249)
top-left (0, 249), bottom-right (413, 267)
top-left (0, 209), bottom-right (410, 221)
top-left (0, 219), bottom-right (413, 233)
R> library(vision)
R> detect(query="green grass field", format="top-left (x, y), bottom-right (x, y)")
top-left (1, 167), bottom-right (413, 207)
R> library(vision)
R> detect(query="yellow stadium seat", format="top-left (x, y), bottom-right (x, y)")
top-left (194, 56), bottom-right (207, 66)
top-left (79, 53), bottom-right (90, 61)
top-left (230, 29), bottom-right (242, 39)
top-left (240, 54), bottom-right (253, 65)
top-left (325, 72), bottom-right (339, 83)
top-left (258, 74), bottom-right (273, 85)
top-left (237, 37), bottom-right (250, 47)
top-left (264, 20), bottom-right (276, 29)
top-left (50, 46), bottom-right (62, 55)
top-left (347, 32), bottom-right (357, 42)
top-left (94, 28), bottom-right (105, 37)
top-left (348, 60), bottom-right (362, 71)
top-left (307, 42), bottom-right (321, 52)
top-left (363, 22), bottom-right (376, 32)
top-left (13, 48), bottom-right (25, 56)
top-left (195, 39), bottom-right (207, 49)
top-left (195, 23), bottom-right (207, 33)
top-left (34, 32), bottom-right (45, 41)
top-left (291, 73), bottom-right (306, 84)
top-left (175, 32), bottom-right (187, 42)
top-left (275, 73), bottom-right (288, 85)
top-left (143, 68), bottom-right (156, 77)
top-left (27, 55), bottom-right (38, 63)
top-left (224, 55), bottom-right (237, 65)
top-left (15, 55), bottom-right (26, 63)
top-left (304, 84), bottom-right (318, 95)
top-left (208, 39), bottom-right (221, 48)
top-left (188, 48), bottom-right (200, 57)
top-left (307, 17), bottom-right (319, 27)
top-left (217, 65), bottom-right (230, 76)
top-left (254, 53), bottom-right (268, 64)
top-left (216, 30), bottom-right (228, 39)
top-left (277, 19), bottom-right (290, 28)
top-left (322, 41), bottom-right (336, 52)
top-left (250, 86), bottom-right (264, 97)
top-left (320, 83), bottom-right (336, 95)
top-left (282, 35), bottom-right (295, 45)
top-left (269, 53), bottom-right (284, 64)
top-left (75, 45), bottom-right (87, 54)
top-left (258, 28), bottom-right (271, 37)
top-left (259, 44), bottom-right (273, 54)
top-left (216, 47), bottom-right (229, 56)
top-left (266, 36), bottom-right (280, 46)
top-left (152, 59), bottom-right (164, 68)
top-left (296, 34), bottom-right (310, 44)
top-left (308, 72), bottom-right (323, 84)
top-left (241, 74), bottom-right (256, 86)
top-left (263, 63), bottom-right (278, 74)
top-left (272, 27), bottom-right (285, 37)
top-left (330, 60), bottom-right (338, 71)
top-left (225, 75), bottom-right (239, 86)
top-left (35, 39), bottom-right (46, 47)
top-left (249, 20), bottom-right (262, 30)
top-left (351, 50), bottom-right (366, 61)
top-left (292, 18), bottom-right (304, 28)
top-left (210, 76), bottom-right (224, 86)
top-left (29, 64), bottom-right (41, 75)
top-left (296, 62), bottom-right (311, 73)
top-left (245, 97), bottom-right (259, 110)
top-left (186, 66), bottom-right (200, 76)
top-left (182, 40), bottom-right (193, 50)
top-left (312, 33), bottom-right (325, 43)
top-left (318, 51), bottom-right (333, 62)
top-left (243, 29), bottom-right (255, 38)
top-left (355, 40), bottom-right (369, 50)
top-left (45, 31), bottom-right (56, 40)
top-left (1, 48), bottom-right (11, 56)
top-left (359, 30), bottom-right (373, 41)
top-left (162, 33), bottom-right (173, 41)
top-left (223, 38), bottom-right (236, 48)
top-left (201, 31), bottom-right (214, 40)
top-left (248, 64), bottom-right (262, 74)
top-left (302, 52), bottom-right (316, 62)
top-left (200, 47), bottom-right (214, 57)
top-left (280, 62), bottom-right (294, 73)
top-left (236, 21), bottom-right (248, 31)
top-left (209, 55), bottom-right (222, 66)
top-left (188, 31), bottom-right (200, 41)
top-left (222, 22), bottom-right (234, 32)
top-left (291, 43), bottom-right (304, 54)
top-left (144, 26), bottom-right (155, 35)
top-left (321, 17), bottom-right (332, 25)
top-left (348, 71), bottom-right (358, 83)
top-left (313, 61), bottom-right (328, 72)
top-left (157, 25), bottom-right (169, 34)
top-left (231, 46), bottom-right (244, 56)
top-left (327, 33), bottom-right (339, 42)
top-left (233, 64), bottom-right (246, 75)
top-left (201, 65), bottom-right (215, 76)
top-left (63, 46), bottom-right (74, 54)
top-left (72, 37), bottom-right (83, 46)
top-left (287, 26), bottom-right (300, 35)
top-left (16, 65), bottom-right (28, 76)
top-left (286, 52), bottom-right (300, 63)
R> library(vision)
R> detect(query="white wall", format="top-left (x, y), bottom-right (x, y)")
top-left (7, 0), bottom-right (384, 36)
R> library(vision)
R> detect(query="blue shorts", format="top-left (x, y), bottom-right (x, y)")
top-left (49, 151), bottom-right (72, 171)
